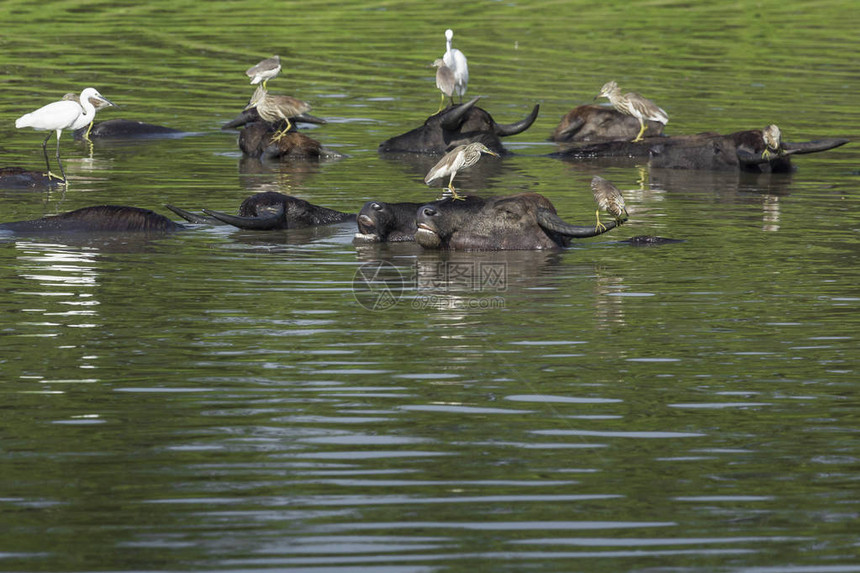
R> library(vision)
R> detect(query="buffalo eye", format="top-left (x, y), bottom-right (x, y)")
top-left (371, 202), bottom-right (382, 211)
top-left (422, 207), bottom-right (438, 217)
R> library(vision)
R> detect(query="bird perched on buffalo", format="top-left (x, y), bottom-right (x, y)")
top-left (596, 81), bottom-right (668, 143)
top-left (246, 55), bottom-right (281, 90)
top-left (443, 29), bottom-right (469, 101)
top-left (424, 142), bottom-right (499, 200)
top-left (432, 58), bottom-right (456, 112)
top-left (591, 175), bottom-right (629, 231)
top-left (244, 85), bottom-right (323, 141)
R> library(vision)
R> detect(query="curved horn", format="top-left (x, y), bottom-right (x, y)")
top-left (202, 209), bottom-right (285, 230)
top-left (440, 96), bottom-right (482, 131)
top-left (781, 138), bottom-right (849, 156)
top-left (164, 204), bottom-right (220, 225)
top-left (537, 208), bottom-right (616, 237)
top-left (222, 108), bottom-right (260, 130)
top-left (494, 104), bottom-right (540, 137)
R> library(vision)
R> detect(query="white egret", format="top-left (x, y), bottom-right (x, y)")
top-left (443, 29), bottom-right (469, 101)
top-left (246, 55), bottom-right (281, 90)
top-left (596, 81), bottom-right (668, 143)
top-left (16, 87), bottom-right (114, 183)
top-left (62, 91), bottom-right (116, 141)
top-left (424, 142), bottom-right (498, 200)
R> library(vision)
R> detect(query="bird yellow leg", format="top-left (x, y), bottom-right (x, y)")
top-left (594, 209), bottom-right (607, 232)
top-left (762, 148), bottom-right (772, 160)
top-left (436, 93), bottom-right (446, 114)
top-left (84, 121), bottom-right (94, 142)
top-left (271, 119), bottom-right (294, 142)
top-left (631, 120), bottom-right (646, 143)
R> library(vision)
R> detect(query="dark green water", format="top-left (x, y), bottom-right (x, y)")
top-left (1, 1), bottom-right (858, 571)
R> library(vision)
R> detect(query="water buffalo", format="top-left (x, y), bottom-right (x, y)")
top-left (0, 205), bottom-right (185, 234)
top-left (551, 105), bottom-right (665, 143)
top-left (354, 199), bottom-right (448, 243)
top-left (378, 97), bottom-right (540, 155)
top-left (553, 127), bottom-right (848, 172)
top-left (414, 193), bottom-right (621, 250)
top-left (170, 191), bottom-right (354, 230)
top-left (0, 166), bottom-right (57, 189)
top-left (73, 119), bottom-right (185, 140)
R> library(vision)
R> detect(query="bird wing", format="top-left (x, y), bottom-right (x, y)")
top-left (627, 92), bottom-right (668, 124)
top-left (15, 100), bottom-right (82, 130)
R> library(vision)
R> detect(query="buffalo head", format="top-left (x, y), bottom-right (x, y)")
top-left (354, 200), bottom-right (437, 243)
top-left (414, 192), bottom-right (619, 250)
top-left (200, 192), bottom-right (353, 230)
top-left (378, 97), bottom-right (540, 155)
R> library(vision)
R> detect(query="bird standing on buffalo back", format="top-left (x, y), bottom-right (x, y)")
top-left (16, 87), bottom-right (115, 183)
top-left (245, 85), bottom-right (317, 142)
top-left (424, 142), bottom-right (499, 200)
top-left (596, 81), bottom-right (668, 143)
top-left (443, 29), bottom-right (469, 101)
top-left (62, 91), bottom-right (116, 141)
top-left (591, 175), bottom-right (629, 231)
top-left (432, 58), bottom-right (456, 112)
top-left (246, 55), bottom-right (281, 90)
top-left (761, 124), bottom-right (782, 159)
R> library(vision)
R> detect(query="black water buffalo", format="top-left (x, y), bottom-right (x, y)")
top-left (414, 193), bottom-right (620, 250)
top-left (553, 127), bottom-right (848, 172)
top-left (73, 119), bottom-right (185, 140)
top-left (551, 105), bottom-right (665, 143)
top-left (169, 191), bottom-right (354, 230)
top-left (378, 97), bottom-right (540, 155)
top-left (354, 199), bottom-right (451, 243)
top-left (0, 206), bottom-right (185, 234)
top-left (0, 166), bottom-right (57, 189)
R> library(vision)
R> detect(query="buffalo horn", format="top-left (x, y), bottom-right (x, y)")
top-left (202, 209), bottom-right (284, 230)
top-left (439, 96), bottom-right (482, 131)
top-left (494, 104), bottom-right (540, 137)
top-left (536, 208), bottom-right (616, 237)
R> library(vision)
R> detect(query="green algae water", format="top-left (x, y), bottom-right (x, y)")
top-left (0, 1), bottom-right (858, 571)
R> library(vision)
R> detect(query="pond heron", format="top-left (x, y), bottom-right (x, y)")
top-left (424, 142), bottom-right (498, 200)
top-left (591, 175), bottom-right (629, 231)
top-left (432, 58), bottom-right (456, 112)
top-left (443, 29), bottom-right (469, 101)
top-left (246, 55), bottom-right (281, 90)
top-left (245, 85), bottom-right (314, 142)
top-left (597, 81), bottom-right (668, 143)
top-left (762, 124), bottom-right (781, 159)
top-left (16, 87), bottom-right (114, 183)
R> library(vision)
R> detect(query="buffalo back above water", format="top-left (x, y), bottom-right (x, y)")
top-left (0, 206), bottom-right (184, 234)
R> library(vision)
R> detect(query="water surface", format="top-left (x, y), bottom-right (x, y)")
top-left (1, 1), bottom-right (858, 571)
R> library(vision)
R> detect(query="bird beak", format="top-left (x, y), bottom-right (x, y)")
top-left (100, 96), bottom-right (117, 108)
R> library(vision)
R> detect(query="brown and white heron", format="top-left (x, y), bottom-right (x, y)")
top-left (432, 58), bottom-right (456, 112)
top-left (424, 142), bottom-right (498, 200)
top-left (245, 85), bottom-right (314, 142)
top-left (591, 175), bottom-right (629, 231)
top-left (16, 87), bottom-right (115, 183)
top-left (762, 124), bottom-right (782, 159)
top-left (596, 81), bottom-right (668, 143)
top-left (245, 55), bottom-right (281, 90)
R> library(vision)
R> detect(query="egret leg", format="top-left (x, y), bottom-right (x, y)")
top-left (594, 209), bottom-right (607, 232)
top-left (54, 132), bottom-right (67, 183)
top-left (631, 119), bottom-right (646, 143)
top-left (40, 131), bottom-right (64, 182)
